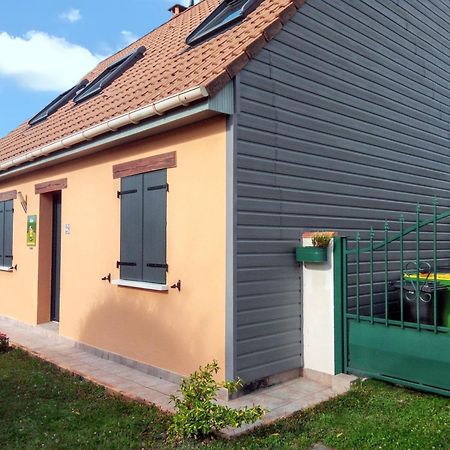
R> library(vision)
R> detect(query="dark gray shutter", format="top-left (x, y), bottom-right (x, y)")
top-left (3, 200), bottom-right (13, 268)
top-left (120, 174), bottom-right (143, 281)
top-left (0, 202), bottom-right (4, 267)
top-left (143, 170), bottom-right (167, 284)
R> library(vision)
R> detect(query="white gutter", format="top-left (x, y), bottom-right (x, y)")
top-left (0, 86), bottom-right (209, 172)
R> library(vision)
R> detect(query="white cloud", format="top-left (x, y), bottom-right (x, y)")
top-left (0, 31), bottom-right (103, 92)
top-left (120, 30), bottom-right (138, 47)
top-left (59, 8), bottom-right (82, 23)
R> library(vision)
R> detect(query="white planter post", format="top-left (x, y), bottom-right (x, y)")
top-left (302, 232), bottom-right (337, 376)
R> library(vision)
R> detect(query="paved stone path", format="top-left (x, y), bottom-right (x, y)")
top-left (0, 316), bottom-right (352, 437)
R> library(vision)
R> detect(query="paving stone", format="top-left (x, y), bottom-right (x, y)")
top-left (0, 316), bottom-right (342, 430)
top-left (129, 372), bottom-right (165, 388)
top-left (93, 373), bottom-right (129, 386)
top-left (250, 393), bottom-right (292, 410)
top-left (150, 380), bottom-right (181, 397)
top-left (307, 389), bottom-right (338, 405)
top-left (268, 379), bottom-right (327, 397)
top-left (114, 381), bottom-right (144, 393)
top-left (270, 396), bottom-right (318, 417)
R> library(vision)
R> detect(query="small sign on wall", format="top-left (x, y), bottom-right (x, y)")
top-left (27, 215), bottom-right (37, 247)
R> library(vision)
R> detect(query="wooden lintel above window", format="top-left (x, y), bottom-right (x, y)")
top-left (35, 178), bottom-right (68, 195)
top-left (113, 151), bottom-right (177, 179)
top-left (0, 190), bottom-right (17, 202)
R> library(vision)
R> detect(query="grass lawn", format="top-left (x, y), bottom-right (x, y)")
top-left (1, 349), bottom-right (450, 449)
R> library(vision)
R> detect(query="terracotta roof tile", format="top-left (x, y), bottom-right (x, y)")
top-left (0, 0), bottom-right (302, 166)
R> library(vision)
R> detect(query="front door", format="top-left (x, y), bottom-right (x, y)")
top-left (50, 191), bottom-right (62, 322)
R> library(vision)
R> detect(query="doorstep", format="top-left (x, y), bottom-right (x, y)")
top-left (0, 315), bottom-right (357, 437)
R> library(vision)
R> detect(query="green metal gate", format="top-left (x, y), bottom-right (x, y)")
top-left (335, 201), bottom-right (450, 396)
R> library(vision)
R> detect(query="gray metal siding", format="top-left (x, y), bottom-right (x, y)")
top-left (236, 0), bottom-right (450, 382)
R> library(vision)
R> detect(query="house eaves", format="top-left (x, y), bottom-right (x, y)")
top-left (0, 82), bottom-right (234, 181)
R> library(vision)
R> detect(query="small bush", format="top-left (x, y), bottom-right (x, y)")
top-left (312, 232), bottom-right (332, 248)
top-left (0, 332), bottom-right (10, 353)
top-left (168, 360), bottom-right (265, 441)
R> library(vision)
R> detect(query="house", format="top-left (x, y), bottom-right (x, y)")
top-left (1, 0), bottom-right (450, 391)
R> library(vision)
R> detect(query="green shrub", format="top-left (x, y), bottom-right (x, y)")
top-left (168, 360), bottom-right (265, 441)
top-left (311, 232), bottom-right (332, 248)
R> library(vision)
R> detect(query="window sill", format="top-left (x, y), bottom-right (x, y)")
top-left (111, 279), bottom-right (169, 291)
top-left (0, 266), bottom-right (13, 272)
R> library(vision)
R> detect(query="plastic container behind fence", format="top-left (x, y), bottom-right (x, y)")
top-left (404, 272), bottom-right (450, 328)
top-left (392, 279), bottom-right (448, 326)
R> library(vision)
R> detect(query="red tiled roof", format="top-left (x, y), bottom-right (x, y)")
top-left (0, 0), bottom-right (303, 167)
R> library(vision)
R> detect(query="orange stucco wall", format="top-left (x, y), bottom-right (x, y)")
top-left (0, 116), bottom-right (228, 379)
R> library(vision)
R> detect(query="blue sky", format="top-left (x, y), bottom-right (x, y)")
top-left (0, 1), bottom-right (193, 138)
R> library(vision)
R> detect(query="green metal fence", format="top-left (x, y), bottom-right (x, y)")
top-left (336, 200), bottom-right (450, 396)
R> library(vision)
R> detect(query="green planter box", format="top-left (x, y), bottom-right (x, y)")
top-left (296, 246), bottom-right (328, 263)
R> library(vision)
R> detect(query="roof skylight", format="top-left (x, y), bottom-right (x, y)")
top-left (74, 46), bottom-right (146, 104)
top-left (186, 0), bottom-right (261, 46)
top-left (28, 80), bottom-right (88, 126)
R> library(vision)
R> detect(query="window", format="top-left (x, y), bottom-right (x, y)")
top-left (28, 80), bottom-right (88, 126)
top-left (0, 200), bottom-right (14, 269)
top-left (118, 169), bottom-right (167, 284)
top-left (74, 46), bottom-right (146, 104)
top-left (186, 0), bottom-right (261, 46)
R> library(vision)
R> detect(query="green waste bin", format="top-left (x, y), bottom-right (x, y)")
top-left (431, 278), bottom-right (450, 328)
top-left (403, 273), bottom-right (450, 327)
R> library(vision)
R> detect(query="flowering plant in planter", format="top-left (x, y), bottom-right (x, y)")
top-left (296, 231), bottom-right (333, 263)
top-left (311, 232), bottom-right (332, 248)
top-left (0, 332), bottom-right (10, 353)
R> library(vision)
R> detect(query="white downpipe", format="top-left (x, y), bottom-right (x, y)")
top-left (0, 86), bottom-right (209, 171)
